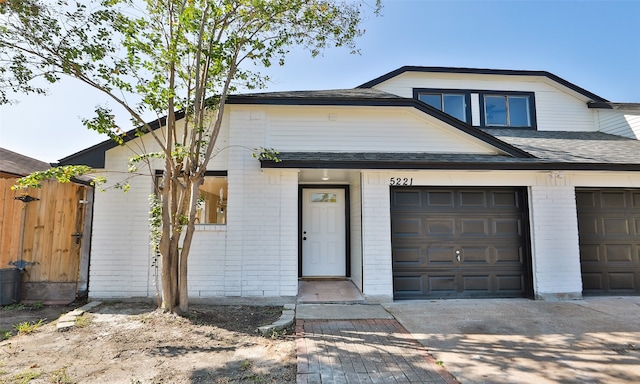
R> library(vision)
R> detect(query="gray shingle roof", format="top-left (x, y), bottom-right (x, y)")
top-left (482, 129), bottom-right (640, 164)
top-left (0, 147), bottom-right (50, 177)
top-left (228, 88), bottom-right (404, 100)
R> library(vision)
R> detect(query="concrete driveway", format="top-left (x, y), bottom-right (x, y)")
top-left (383, 297), bottom-right (640, 384)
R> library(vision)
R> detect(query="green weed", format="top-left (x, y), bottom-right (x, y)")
top-left (13, 319), bottom-right (44, 335)
top-left (10, 369), bottom-right (42, 384)
top-left (2, 303), bottom-right (25, 311)
top-left (49, 366), bottom-right (74, 384)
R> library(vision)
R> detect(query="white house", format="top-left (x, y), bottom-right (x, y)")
top-left (59, 66), bottom-right (640, 303)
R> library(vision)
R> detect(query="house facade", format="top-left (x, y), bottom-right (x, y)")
top-left (59, 66), bottom-right (640, 303)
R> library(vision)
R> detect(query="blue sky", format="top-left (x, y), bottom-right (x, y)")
top-left (1, 0), bottom-right (639, 162)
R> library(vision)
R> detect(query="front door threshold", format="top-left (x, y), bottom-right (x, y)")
top-left (297, 279), bottom-right (365, 304)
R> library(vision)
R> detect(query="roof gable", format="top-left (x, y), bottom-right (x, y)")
top-left (357, 66), bottom-right (609, 103)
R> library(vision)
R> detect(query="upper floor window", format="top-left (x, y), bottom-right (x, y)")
top-left (480, 92), bottom-right (536, 128)
top-left (415, 89), bottom-right (471, 123)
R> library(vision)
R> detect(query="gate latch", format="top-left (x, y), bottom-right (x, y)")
top-left (71, 232), bottom-right (83, 244)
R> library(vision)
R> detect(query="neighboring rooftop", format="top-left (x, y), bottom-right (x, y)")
top-left (0, 147), bottom-right (51, 177)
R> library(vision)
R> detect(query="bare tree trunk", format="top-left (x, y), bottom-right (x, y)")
top-left (177, 176), bottom-right (203, 312)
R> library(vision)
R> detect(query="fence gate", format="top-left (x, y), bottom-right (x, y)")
top-left (0, 178), bottom-right (92, 304)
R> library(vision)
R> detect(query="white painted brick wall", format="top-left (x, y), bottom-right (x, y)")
top-left (360, 172), bottom-right (393, 301)
top-left (89, 144), bottom-right (155, 299)
top-left (349, 172), bottom-right (363, 291)
top-left (529, 184), bottom-right (582, 298)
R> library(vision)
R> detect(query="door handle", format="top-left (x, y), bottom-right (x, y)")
top-left (455, 250), bottom-right (461, 262)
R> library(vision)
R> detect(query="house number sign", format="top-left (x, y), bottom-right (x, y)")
top-left (389, 177), bottom-right (413, 186)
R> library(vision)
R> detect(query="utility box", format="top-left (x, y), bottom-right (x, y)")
top-left (0, 268), bottom-right (22, 306)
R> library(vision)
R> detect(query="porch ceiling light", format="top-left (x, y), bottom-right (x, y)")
top-left (321, 169), bottom-right (330, 181)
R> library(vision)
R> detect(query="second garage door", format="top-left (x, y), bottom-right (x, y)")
top-left (576, 189), bottom-right (640, 295)
top-left (391, 187), bottom-right (532, 299)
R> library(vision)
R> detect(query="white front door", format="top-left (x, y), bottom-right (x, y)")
top-left (302, 188), bottom-right (346, 277)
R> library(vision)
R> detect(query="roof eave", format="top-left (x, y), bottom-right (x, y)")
top-left (588, 102), bottom-right (640, 111)
top-left (261, 159), bottom-right (640, 172)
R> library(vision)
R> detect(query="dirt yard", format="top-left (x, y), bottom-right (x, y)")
top-left (0, 302), bottom-right (296, 383)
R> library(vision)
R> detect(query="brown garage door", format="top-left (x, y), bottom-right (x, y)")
top-left (391, 187), bottom-right (532, 299)
top-left (576, 189), bottom-right (640, 295)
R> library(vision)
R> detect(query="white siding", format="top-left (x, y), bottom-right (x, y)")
top-left (374, 72), bottom-right (598, 132)
top-left (264, 106), bottom-right (499, 154)
top-left (597, 110), bottom-right (640, 139)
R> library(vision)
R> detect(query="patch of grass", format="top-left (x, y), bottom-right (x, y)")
top-left (246, 373), bottom-right (265, 383)
top-left (2, 303), bottom-right (25, 311)
top-left (29, 302), bottom-right (44, 310)
top-left (10, 369), bottom-right (42, 384)
top-left (13, 319), bottom-right (44, 335)
top-left (74, 315), bottom-right (91, 328)
top-left (435, 360), bottom-right (445, 367)
top-left (240, 360), bottom-right (252, 370)
top-left (0, 330), bottom-right (11, 341)
top-left (49, 366), bottom-right (74, 384)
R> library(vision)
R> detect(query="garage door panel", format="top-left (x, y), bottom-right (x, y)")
top-left (460, 219), bottom-right (488, 235)
top-left (392, 190), bottom-right (422, 208)
top-left (393, 275), bottom-right (423, 295)
top-left (426, 246), bottom-right (456, 264)
top-left (576, 191), bottom-right (597, 208)
top-left (462, 275), bottom-right (490, 291)
top-left (608, 273), bottom-right (636, 290)
top-left (460, 191), bottom-right (487, 207)
top-left (601, 192), bottom-right (627, 208)
top-left (578, 217), bottom-right (598, 235)
top-left (493, 191), bottom-right (519, 208)
top-left (427, 191), bottom-right (454, 207)
top-left (602, 218), bottom-right (631, 235)
top-left (577, 189), bottom-right (640, 295)
top-left (460, 247), bottom-right (490, 264)
top-left (494, 218), bottom-right (523, 236)
top-left (580, 244), bottom-right (600, 262)
top-left (496, 275), bottom-right (525, 291)
top-left (391, 218), bottom-right (422, 236)
top-left (426, 219), bottom-right (455, 235)
top-left (495, 246), bottom-right (524, 263)
top-left (392, 247), bottom-right (422, 265)
top-left (391, 187), bottom-right (531, 299)
top-left (604, 244), bottom-right (633, 262)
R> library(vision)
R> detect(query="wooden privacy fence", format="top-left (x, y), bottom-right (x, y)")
top-left (0, 178), bottom-right (92, 304)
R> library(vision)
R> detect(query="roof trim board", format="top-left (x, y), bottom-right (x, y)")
top-left (259, 152), bottom-right (640, 172)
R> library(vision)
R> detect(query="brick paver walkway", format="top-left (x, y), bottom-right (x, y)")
top-left (296, 319), bottom-right (458, 384)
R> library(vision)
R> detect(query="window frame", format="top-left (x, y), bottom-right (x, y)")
top-left (413, 88), bottom-right (472, 124)
top-left (479, 91), bottom-right (537, 129)
top-left (154, 170), bottom-right (228, 225)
